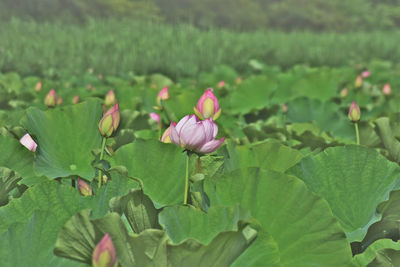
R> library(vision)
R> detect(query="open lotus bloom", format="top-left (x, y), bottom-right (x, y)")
top-left (169, 115), bottom-right (225, 154)
top-left (19, 133), bottom-right (37, 152)
top-left (92, 233), bottom-right (118, 267)
top-left (194, 89), bottom-right (222, 120)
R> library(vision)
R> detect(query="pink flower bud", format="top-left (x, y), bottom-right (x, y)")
top-left (235, 77), bottom-right (243, 85)
top-left (35, 81), bottom-right (42, 92)
top-left (72, 95), bottom-right (80, 104)
top-left (361, 70), bottom-right (371, 78)
top-left (169, 115), bottom-right (225, 154)
top-left (88, 68), bottom-right (94, 74)
top-left (348, 101), bottom-right (361, 122)
top-left (149, 112), bottom-right (161, 124)
top-left (92, 233), bottom-right (118, 267)
top-left (161, 126), bottom-right (172, 143)
top-left (98, 74), bottom-right (103, 79)
top-left (99, 103), bottom-right (120, 137)
top-left (77, 178), bottom-right (92, 196)
top-left (193, 89), bottom-right (221, 120)
top-left (355, 75), bottom-right (363, 88)
top-left (45, 89), bottom-right (57, 107)
top-left (382, 83), bottom-right (391, 96)
top-left (57, 97), bottom-right (63, 106)
top-left (340, 88), bottom-right (348, 98)
top-left (105, 90), bottom-right (116, 106)
top-left (19, 133), bottom-right (37, 152)
top-left (217, 80), bottom-right (225, 88)
top-left (282, 103), bottom-right (288, 113)
top-left (156, 87), bottom-right (169, 106)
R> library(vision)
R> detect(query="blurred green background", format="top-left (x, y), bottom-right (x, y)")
top-left (1, 0), bottom-right (400, 78)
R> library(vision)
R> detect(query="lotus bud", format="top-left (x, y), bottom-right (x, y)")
top-left (35, 81), bottom-right (42, 92)
top-left (235, 77), bottom-right (243, 85)
top-left (88, 68), bottom-right (94, 74)
top-left (194, 89), bottom-right (221, 120)
top-left (77, 178), bottom-right (92, 196)
top-left (72, 95), bottom-right (80, 104)
top-left (348, 101), bottom-right (361, 122)
top-left (149, 112), bottom-right (161, 125)
top-left (92, 233), bottom-right (118, 267)
top-left (19, 133), bottom-right (37, 152)
top-left (355, 75), bottom-right (363, 88)
top-left (282, 103), bottom-right (288, 113)
top-left (45, 89), bottom-right (57, 107)
top-left (105, 90), bottom-right (116, 106)
top-left (156, 87), bottom-right (169, 106)
top-left (98, 103), bottom-right (120, 137)
top-left (217, 80), bottom-right (225, 88)
top-left (57, 97), bottom-right (63, 106)
top-left (98, 74), bottom-right (103, 79)
top-left (340, 88), bottom-right (348, 98)
top-left (161, 126), bottom-right (172, 143)
top-left (361, 70), bottom-right (371, 78)
top-left (382, 83), bottom-right (391, 96)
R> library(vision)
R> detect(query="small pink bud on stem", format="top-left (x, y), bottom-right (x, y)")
top-left (77, 178), bottom-right (92, 196)
top-left (105, 90), bottom-right (116, 106)
top-left (348, 101), bottom-right (361, 122)
top-left (45, 89), bottom-right (57, 107)
top-left (35, 81), bottom-right (42, 92)
top-left (193, 89), bottom-right (222, 120)
top-left (156, 87), bottom-right (169, 107)
top-left (92, 233), bottom-right (118, 267)
top-left (355, 75), bottom-right (363, 88)
top-left (98, 103), bottom-right (120, 137)
top-left (382, 83), bottom-right (392, 96)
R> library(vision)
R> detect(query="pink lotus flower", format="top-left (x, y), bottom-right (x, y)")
top-left (194, 89), bottom-right (221, 120)
top-left (105, 90), bottom-right (116, 106)
top-left (161, 127), bottom-right (171, 143)
top-left (92, 233), bottom-right (118, 267)
top-left (382, 83), bottom-right (391, 96)
top-left (45, 89), bottom-right (56, 107)
top-left (156, 87), bottom-right (169, 106)
top-left (149, 112), bottom-right (161, 124)
top-left (361, 70), bottom-right (371, 78)
top-left (217, 80), bottom-right (225, 88)
top-left (35, 81), bottom-right (42, 92)
top-left (348, 101), bottom-right (360, 122)
top-left (169, 115), bottom-right (225, 154)
top-left (77, 178), bottom-right (92, 196)
top-left (19, 133), bottom-right (37, 152)
top-left (99, 103), bottom-right (120, 137)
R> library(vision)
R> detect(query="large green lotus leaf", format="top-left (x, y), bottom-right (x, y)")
top-left (0, 135), bottom-right (46, 186)
top-left (162, 89), bottom-right (199, 121)
top-left (110, 139), bottom-right (186, 208)
top-left (286, 97), bottom-right (354, 139)
top-left (289, 145), bottom-right (400, 242)
top-left (0, 210), bottom-right (87, 267)
top-left (229, 75), bottom-right (277, 115)
top-left (55, 209), bottom-right (254, 267)
top-left (22, 99), bottom-right (103, 180)
top-left (353, 239), bottom-right (400, 267)
top-left (204, 168), bottom-right (353, 266)
top-left (158, 205), bottom-right (252, 244)
top-left (218, 139), bottom-right (303, 173)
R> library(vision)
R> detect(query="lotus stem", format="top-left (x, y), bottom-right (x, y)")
top-left (98, 137), bottom-right (107, 188)
top-left (184, 152), bottom-right (190, 204)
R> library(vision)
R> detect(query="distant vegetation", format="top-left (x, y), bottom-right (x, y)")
top-left (2, 0), bottom-right (400, 31)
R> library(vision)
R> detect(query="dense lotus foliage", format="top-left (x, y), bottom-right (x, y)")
top-left (1, 63), bottom-right (400, 266)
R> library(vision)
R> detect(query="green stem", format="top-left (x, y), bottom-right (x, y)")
top-left (354, 122), bottom-right (360, 145)
top-left (98, 137), bottom-right (107, 188)
top-left (158, 123), bottom-right (162, 140)
top-left (184, 152), bottom-right (190, 205)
